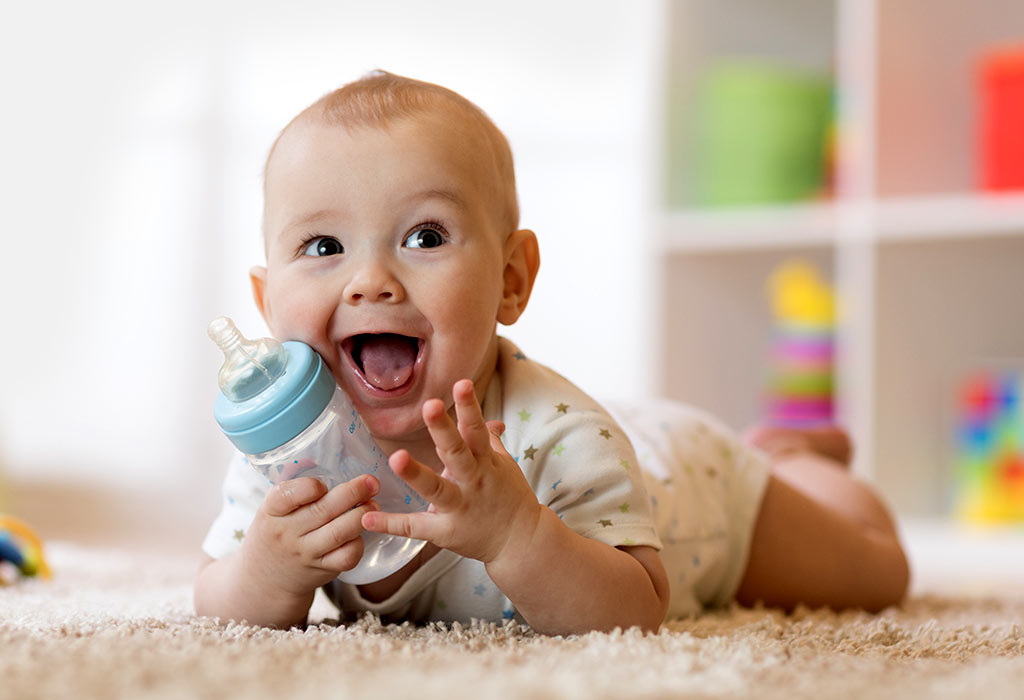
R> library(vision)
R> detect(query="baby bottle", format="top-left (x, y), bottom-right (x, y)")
top-left (207, 317), bottom-right (428, 585)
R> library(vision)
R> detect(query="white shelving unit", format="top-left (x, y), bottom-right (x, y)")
top-left (653, 0), bottom-right (1024, 517)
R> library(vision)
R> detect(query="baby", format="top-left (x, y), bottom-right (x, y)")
top-left (194, 72), bottom-right (909, 634)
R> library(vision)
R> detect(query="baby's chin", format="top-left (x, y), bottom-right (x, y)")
top-left (360, 409), bottom-right (435, 454)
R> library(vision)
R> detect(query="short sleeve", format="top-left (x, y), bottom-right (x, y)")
top-left (491, 338), bottom-right (662, 552)
top-left (201, 451), bottom-right (271, 559)
top-left (513, 408), bottom-right (663, 551)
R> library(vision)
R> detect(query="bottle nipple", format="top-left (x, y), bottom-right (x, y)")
top-left (207, 317), bottom-right (289, 402)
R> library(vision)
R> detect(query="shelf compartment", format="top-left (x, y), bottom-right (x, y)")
top-left (659, 245), bottom-right (835, 431)
top-left (663, 0), bottom-right (837, 208)
top-left (873, 234), bottom-right (1024, 517)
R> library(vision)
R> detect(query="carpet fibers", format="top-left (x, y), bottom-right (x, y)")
top-left (2, 543), bottom-right (1023, 699)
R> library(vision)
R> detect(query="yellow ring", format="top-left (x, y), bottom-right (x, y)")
top-left (0, 515), bottom-right (51, 578)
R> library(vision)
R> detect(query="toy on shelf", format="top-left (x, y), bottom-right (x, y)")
top-left (953, 370), bottom-right (1024, 524)
top-left (691, 60), bottom-right (833, 206)
top-left (764, 260), bottom-right (835, 427)
top-left (0, 515), bottom-right (51, 582)
top-left (978, 46), bottom-right (1024, 191)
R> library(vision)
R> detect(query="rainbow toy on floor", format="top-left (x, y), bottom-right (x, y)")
top-left (765, 261), bottom-right (835, 426)
top-left (0, 515), bottom-right (51, 582)
top-left (953, 371), bottom-right (1024, 524)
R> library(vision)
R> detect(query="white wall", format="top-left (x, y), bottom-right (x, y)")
top-left (0, 1), bottom-right (661, 503)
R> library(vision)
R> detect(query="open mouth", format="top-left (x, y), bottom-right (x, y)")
top-left (342, 333), bottom-right (423, 393)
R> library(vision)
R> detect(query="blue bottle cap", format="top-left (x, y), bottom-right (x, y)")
top-left (213, 341), bottom-right (336, 455)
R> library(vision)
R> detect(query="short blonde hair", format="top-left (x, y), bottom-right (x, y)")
top-left (265, 71), bottom-right (519, 234)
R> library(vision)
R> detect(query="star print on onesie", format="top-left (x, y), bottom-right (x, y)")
top-left (202, 337), bottom-right (663, 626)
top-left (490, 340), bottom-right (662, 551)
top-left (602, 397), bottom-right (771, 618)
top-left (330, 337), bottom-right (662, 625)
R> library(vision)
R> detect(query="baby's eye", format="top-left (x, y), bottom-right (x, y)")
top-left (403, 227), bottom-right (447, 250)
top-left (303, 236), bottom-right (344, 257)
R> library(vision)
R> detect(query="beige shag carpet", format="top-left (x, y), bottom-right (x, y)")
top-left (2, 543), bottom-right (1023, 699)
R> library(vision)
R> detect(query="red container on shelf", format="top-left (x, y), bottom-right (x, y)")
top-left (979, 47), bottom-right (1024, 191)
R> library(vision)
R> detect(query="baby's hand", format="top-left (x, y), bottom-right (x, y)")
top-left (241, 474), bottom-right (379, 599)
top-left (361, 379), bottom-right (542, 565)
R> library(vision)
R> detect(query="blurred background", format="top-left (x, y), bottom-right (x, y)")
top-left (1, 0), bottom-right (1023, 589)
top-left (0, 0), bottom-right (662, 550)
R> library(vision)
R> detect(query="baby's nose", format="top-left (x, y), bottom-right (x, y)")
top-left (343, 263), bottom-right (405, 304)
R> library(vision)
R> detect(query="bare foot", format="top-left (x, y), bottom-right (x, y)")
top-left (743, 424), bottom-right (853, 467)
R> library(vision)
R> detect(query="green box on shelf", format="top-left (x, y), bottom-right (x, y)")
top-left (693, 61), bottom-right (832, 206)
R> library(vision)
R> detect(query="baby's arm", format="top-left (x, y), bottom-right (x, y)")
top-left (362, 380), bottom-right (670, 635)
top-left (485, 508), bottom-right (669, 634)
top-left (194, 475), bottom-right (379, 628)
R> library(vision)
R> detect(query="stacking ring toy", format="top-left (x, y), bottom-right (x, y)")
top-left (0, 515), bottom-right (51, 581)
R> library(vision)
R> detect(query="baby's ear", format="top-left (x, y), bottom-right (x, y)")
top-left (249, 266), bottom-right (272, 325)
top-left (497, 229), bottom-right (540, 325)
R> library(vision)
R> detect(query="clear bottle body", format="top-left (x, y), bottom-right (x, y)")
top-left (245, 385), bottom-right (428, 584)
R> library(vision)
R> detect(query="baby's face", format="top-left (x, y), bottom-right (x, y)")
top-left (255, 114), bottom-right (509, 444)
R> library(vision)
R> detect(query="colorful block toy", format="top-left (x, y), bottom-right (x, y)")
top-left (953, 371), bottom-right (1024, 524)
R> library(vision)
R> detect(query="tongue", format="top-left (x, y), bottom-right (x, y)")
top-left (358, 335), bottom-right (417, 390)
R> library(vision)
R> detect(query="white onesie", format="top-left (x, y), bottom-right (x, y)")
top-left (202, 337), bottom-right (770, 622)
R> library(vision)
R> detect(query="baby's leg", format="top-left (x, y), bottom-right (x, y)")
top-left (744, 424), bottom-right (853, 466)
top-left (734, 445), bottom-right (910, 613)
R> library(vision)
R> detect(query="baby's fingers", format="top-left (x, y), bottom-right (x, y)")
top-left (389, 449), bottom-right (462, 511)
top-left (317, 538), bottom-right (366, 573)
top-left (263, 477), bottom-right (328, 517)
top-left (302, 501), bottom-right (377, 570)
top-left (294, 474), bottom-right (379, 534)
top-left (452, 378), bottom-right (491, 456)
top-left (421, 398), bottom-right (473, 478)
top-left (361, 510), bottom-right (444, 548)
top-left (486, 420), bottom-right (508, 452)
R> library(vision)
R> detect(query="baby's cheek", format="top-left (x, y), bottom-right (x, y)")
top-left (266, 286), bottom-right (333, 343)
